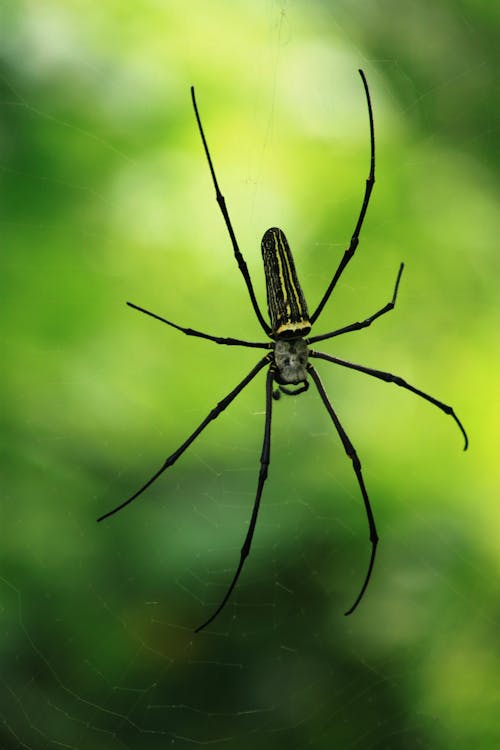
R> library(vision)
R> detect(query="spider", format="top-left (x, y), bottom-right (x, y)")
top-left (98, 70), bottom-right (468, 632)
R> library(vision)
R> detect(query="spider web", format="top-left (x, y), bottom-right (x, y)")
top-left (1, 2), bottom-right (496, 749)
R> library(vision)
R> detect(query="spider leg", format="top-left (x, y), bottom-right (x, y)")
top-left (195, 366), bottom-right (274, 632)
top-left (127, 301), bottom-right (271, 349)
top-left (97, 355), bottom-right (271, 523)
top-left (191, 87), bottom-right (271, 337)
top-left (310, 351), bottom-right (469, 450)
top-left (308, 263), bottom-right (404, 344)
top-left (308, 365), bottom-right (377, 615)
top-left (310, 69), bottom-right (375, 326)
top-left (274, 381), bottom-right (310, 399)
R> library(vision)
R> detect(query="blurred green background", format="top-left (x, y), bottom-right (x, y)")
top-left (1, 1), bottom-right (498, 748)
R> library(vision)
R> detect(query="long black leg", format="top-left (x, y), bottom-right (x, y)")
top-left (191, 87), bottom-right (272, 337)
top-left (97, 355), bottom-right (271, 523)
top-left (310, 69), bottom-right (375, 326)
top-left (308, 263), bottom-right (404, 344)
top-left (127, 301), bottom-right (271, 349)
top-left (195, 366), bottom-right (274, 632)
top-left (308, 365), bottom-right (377, 615)
top-left (310, 351), bottom-right (469, 450)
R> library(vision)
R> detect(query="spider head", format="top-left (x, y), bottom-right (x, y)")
top-left (274, 338), bottom-right (309, 385)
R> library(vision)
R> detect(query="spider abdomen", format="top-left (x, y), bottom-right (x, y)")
top-left (261, 227), bottom-right (311, 339)
top-left (274, 338), bottom-right (309, 384)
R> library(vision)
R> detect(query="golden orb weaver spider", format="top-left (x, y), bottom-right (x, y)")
top-left (98, 70), bottom-right (468, 632)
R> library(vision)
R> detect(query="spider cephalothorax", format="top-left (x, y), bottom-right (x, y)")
top-left (99, 71), bottom-right (468, 633)
top-left (273, 337), bottom-right (309, 386)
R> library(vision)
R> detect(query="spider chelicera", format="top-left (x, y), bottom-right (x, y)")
top-left (98, 70), bottom-right (468, 632)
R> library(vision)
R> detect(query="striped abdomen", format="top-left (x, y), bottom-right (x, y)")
top-left (261, 227), bottom-right (311, 339)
